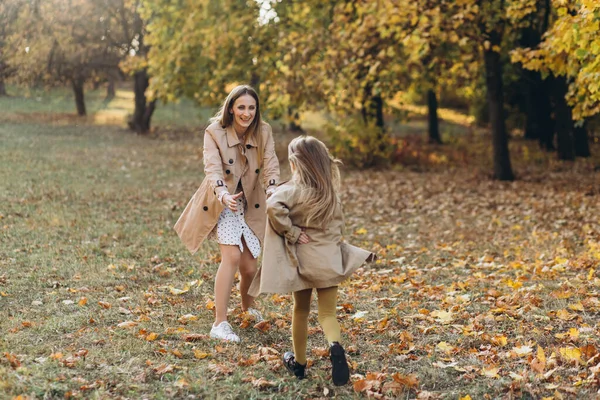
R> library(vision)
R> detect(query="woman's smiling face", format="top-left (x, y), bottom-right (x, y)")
top-left (230, 94), bottom-right (256, 134)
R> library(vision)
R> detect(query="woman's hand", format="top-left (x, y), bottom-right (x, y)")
top-left (222, 192), bottom-right (244, 212)
top-left (297, 231), bottom-right (311, 244)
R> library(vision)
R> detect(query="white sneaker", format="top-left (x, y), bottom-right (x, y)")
top-left (210, 321), bottom-right (240, 343)
top-left (247, 308), bottom-right (264, 323)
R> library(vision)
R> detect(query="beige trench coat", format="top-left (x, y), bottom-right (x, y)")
top-left (249, 182), bottom-right (374, 296)
top-left (174, 121), bottom-right (280, 254)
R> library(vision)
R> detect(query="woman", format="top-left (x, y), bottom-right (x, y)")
top-left (175, 85), bottom-right (280, 342)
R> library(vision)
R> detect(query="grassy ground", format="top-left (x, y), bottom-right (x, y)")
top-left (0, 85), bottom-right (211, 129)
top-left (1, 93), bottom-right (600, 398)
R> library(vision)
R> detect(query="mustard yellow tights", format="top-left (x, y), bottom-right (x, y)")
top-left (292, 286), bottom-right (341, 365)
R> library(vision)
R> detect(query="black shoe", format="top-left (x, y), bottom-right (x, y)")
top-left (330, 342), bottom-right (350, 386)
top-left (283, 351), bottom-right (306, 380)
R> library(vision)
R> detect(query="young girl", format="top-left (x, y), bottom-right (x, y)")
top-left (175, 85), bottom-right (280, 342)
top-left (249, 136), bottom-right (374, 386)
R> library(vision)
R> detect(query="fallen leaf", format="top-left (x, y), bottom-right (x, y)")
top-left (431, 310), bottom-right (453, 324)
top-left (178, 314), bottom-right (198, 324)
top-left (559, 347), bottom-right (582, 364)
top-left (251, 377), bottom-right (275, 389)
top-left (392, 372), bottom-right (419, 388)
top-left (117, 321), bottom-right (138, 329)
top-left (193, 349), bottom-right (210, 359)
top-left (98, 301), bottom-right (111, 309)
top-left (153, 364), bottom-right (175, 375)
top-left (511, 345), bottom-right (533, 357)
top-left (481, 366), bottom-right (500, 378)
top-left (253, 320), bottom-right (271, 332)
top-left (4, 353), bottom-right (21, 369)
top-left (169, 286), bottom-right (189, 295)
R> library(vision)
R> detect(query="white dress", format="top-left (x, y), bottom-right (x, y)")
top-left (210, 195), bottom-right (262, 259)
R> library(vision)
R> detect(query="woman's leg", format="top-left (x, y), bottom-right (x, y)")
top-left (292, 289), bottom-right (313, 365)
top-left (316, 286), bottom-right (341, 344)
top-left (214, 244), bottom-right (242, 325)
top-left (238, 236), bottom-right (258, 311)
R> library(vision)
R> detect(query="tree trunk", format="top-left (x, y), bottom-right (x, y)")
top-left (287, 106), bottom-right (304, 132)
top-left (524, 73), bottom-right (554, 150)
top-left (537, 78), bottom-right (555, 151)
top-left (361, 85), bottom-right (384, 129)
top-left (483, 46), bottom-right (514, 180)
top-left (573, 121), bottom-right (591, 157)
top-left (553, 77), bottom-right (575, 161)
top-left (129, 68), bottom-right (154, 134)
top-left (71, 76), bottom-right (86, 116)
top-left (0, 79), bottom-right (6, 96)
top-left (250, 72), bottom-right (260, 90)
top-left (427, 89), bottom-right (442, 144)
top-left (105, 79), bottom-right (115, 102)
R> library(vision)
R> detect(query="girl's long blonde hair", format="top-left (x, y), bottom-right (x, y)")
top-left (210, 85), bottom-right (264, 163)
top-left (288, 136), bottom-right (342, 227)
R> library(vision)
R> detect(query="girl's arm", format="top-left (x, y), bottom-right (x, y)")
top-left (262, 124), bottom-right (280, 196)
top-left (266, 188), bottom-right (301, 244)
top-left (203, 130), bottom-right (228, 200)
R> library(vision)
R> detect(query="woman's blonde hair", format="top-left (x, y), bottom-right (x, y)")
top-left (288, 136), bottom-right (342, 227)
top-left (210, 85), bottom-right (264, 163)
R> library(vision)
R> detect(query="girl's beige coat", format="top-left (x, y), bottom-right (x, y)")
top-left (174, 121), bottom-right (280, 254)
top-left (249, 182), bottom-right (374, 296)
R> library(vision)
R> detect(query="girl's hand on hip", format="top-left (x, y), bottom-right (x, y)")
top-left (297, 231), bottom-right (311, 244)
top-left (224, 192), bottom-right (244, 212)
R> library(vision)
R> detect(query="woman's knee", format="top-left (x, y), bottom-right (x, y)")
top-left (221, 246), bottom-right (242, 267)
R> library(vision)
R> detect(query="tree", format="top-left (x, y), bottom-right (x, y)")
top-left (438, 0), bottom-right (515, 180)
top-left (7, 0), bottom-right (120, 115)
top-left (0, 1), bottom-right (23, 96)
top-left (512, 0), bottom-right (599, 158)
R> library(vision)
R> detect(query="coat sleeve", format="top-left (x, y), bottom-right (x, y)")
top-left (262, 124), bottom-right (280, 194)
top-left (266, 187), bottom-right (301, 244)
top-left (203, 129), bottom-right (228, 199)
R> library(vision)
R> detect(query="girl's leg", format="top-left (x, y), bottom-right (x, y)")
top-left (238, 236), bottom-right (258, 311)
top-left (316, 286), bottom-right (341, 344)
top-left (316, 285), bottom-right (349, 386)
top-left (214, 244), bottom-right (242, 325)
top-left (292, 289), bottom-right (312, 365)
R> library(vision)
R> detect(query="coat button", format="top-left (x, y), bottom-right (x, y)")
top-left (226, 169), bottom-right (230, 174)
top-left (246, 144), bottom-right (251, 149)
top-left (229, 159), bottom-right (234, 164)
top-left (255, 169), bottom-right (260, 174)
top-left (203, 206), bottom-right (208, 211)
top-left (255, 204), bottom-right (260, 209)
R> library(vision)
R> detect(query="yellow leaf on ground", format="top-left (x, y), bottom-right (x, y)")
top-left (459, 395), bottom-right (472, 400)
top-left (78, 297), bottom-right (87, 306)
top-left (481, 366), bottom-right (500, 378)
top-left (193, 349), bottom-right (210, 359)
top-left (436, 342), bottom-right (454, 353)
top-left (146, 332), bottom-right (159, 341)
top-left (431, 310), bottom-right (453, 324)
top-left (569, 302), bottom-right (584, 311)
top-left (556, 309), bottom-right (575, 320)
top-left (491, 335), bottom-right (508, 347)
top-left (559, 347), bottom-right (582, 364)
